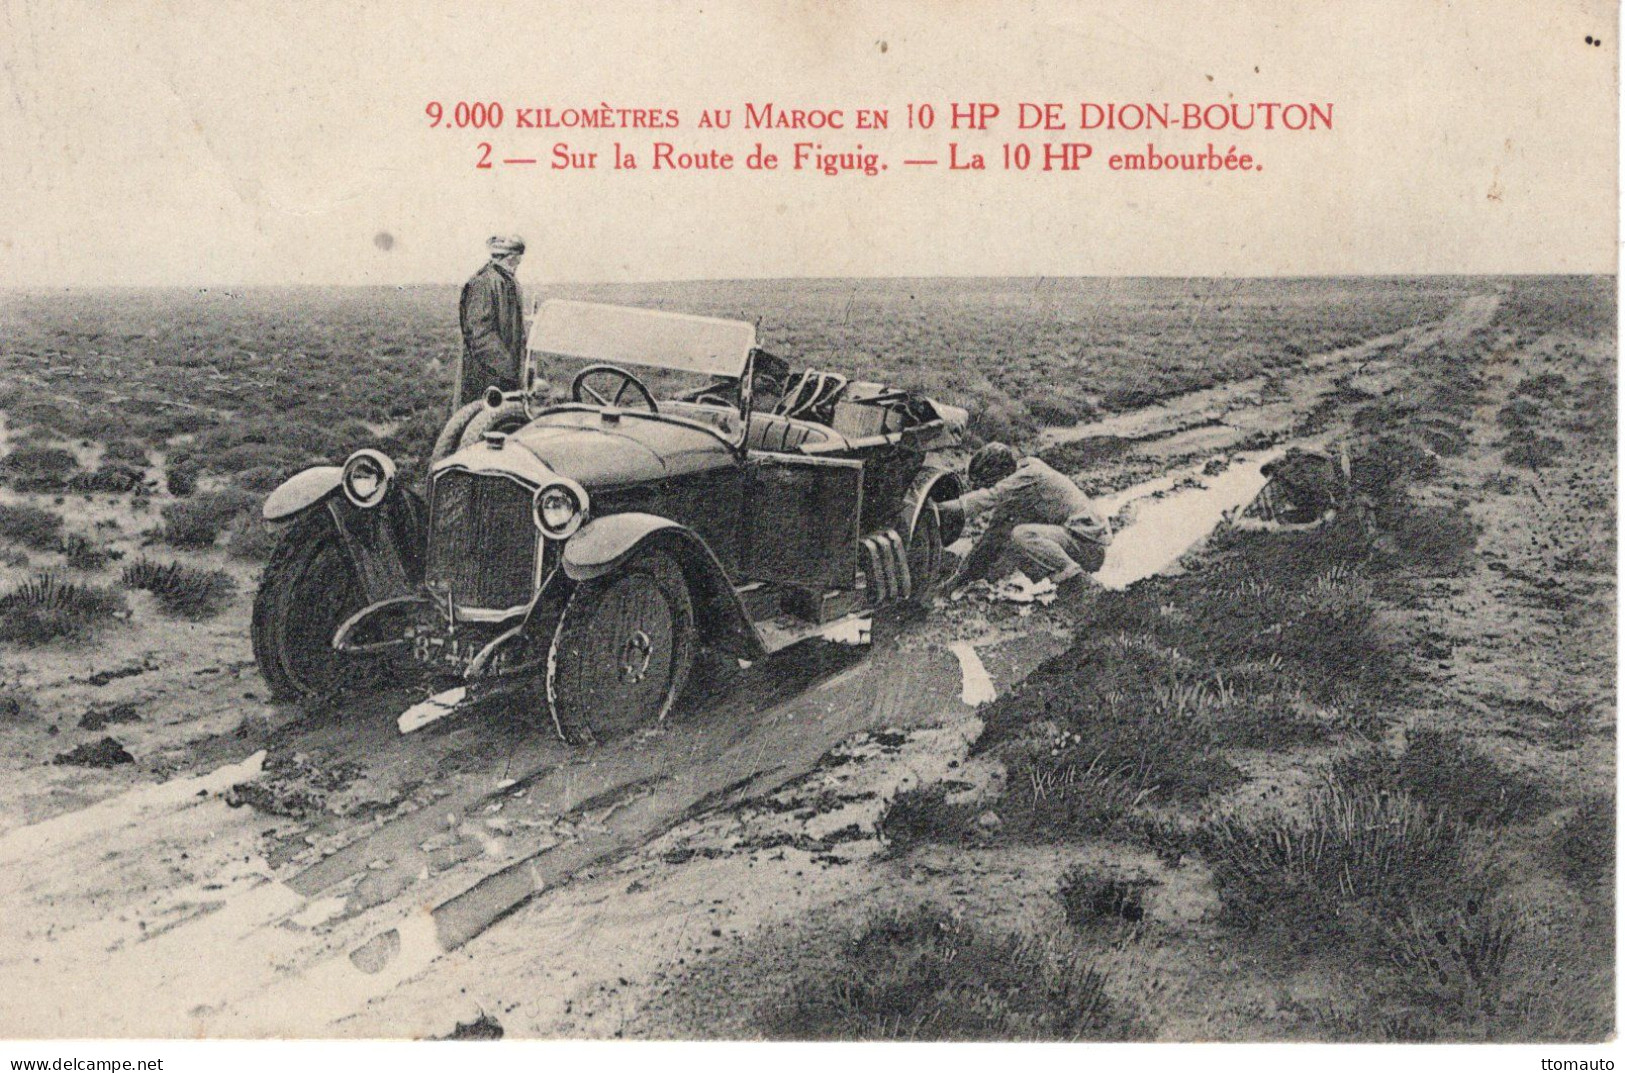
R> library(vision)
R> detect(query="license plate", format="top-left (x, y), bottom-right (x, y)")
top-left (410, 631), bottom-right (480, 674)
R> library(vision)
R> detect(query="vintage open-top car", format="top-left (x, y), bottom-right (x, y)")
top-left (251, 300), bottom-right (967, 740)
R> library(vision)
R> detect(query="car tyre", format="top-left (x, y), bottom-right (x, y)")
top-left (252, 513), bottom-right (376, 702)
top-left (545, 550), bottom-right (697, 743)
top-left (903, 500), bottom-right (944, 611)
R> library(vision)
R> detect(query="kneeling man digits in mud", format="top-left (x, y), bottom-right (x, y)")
top-left (938, 442), bottom-right (1112, 591)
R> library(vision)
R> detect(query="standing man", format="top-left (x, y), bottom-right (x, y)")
top-left (455, 235), bottom-right (527, 411)
top-left (938, 442), bottom-right (1113, 591)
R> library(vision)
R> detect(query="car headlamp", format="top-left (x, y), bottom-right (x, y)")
top-left (533, 483), bottom-right (584, 538)
top-left (341, 449), bottom-right (394, 509)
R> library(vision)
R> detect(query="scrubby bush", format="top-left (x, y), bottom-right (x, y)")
top-left (1512, 372), bottom-right (1568, 401)
top-left (1333, 731), bottom-right (1550, 828)
top-left (224, 510), bottom-right (276, 560)
top-left (121, 557), bottom-right (237, 618)
top-left (1099, 385), bottom-right (1163, 412)
top-left (1, 446), bottom-right (80, 491)
top-left (1057, 867), bottom-right (1149, 928)
top-left (155, 488), bottom-right (257, 549)
top-left (165, 462), bottom-right (199, 497)
top-left (1379, 502), bottom-right (1479, 577)
top-left (1192, 778), bottom-right (1530, 1038)
top-left (1552, 795), bottom-right (1614, 896)
top-left (1501, 434), bottom-right (1563, 470)
top-left (966, 400), bottom-right (1036, 446)
top-left (231, 466), bottom-right (291, 494)
top-left (69, 462), bottom-right (147, 494)
top-left (0, 573), bottom-right (126, 645)
top-left (760, 904), bottom-right (1140, 1040)
top-left (878, 785), bottom-right (979, 854)
top-left (1412, 415), bottom-right (1471, 458)
top-left (1350, 432), bottom-right (1441, 503)
top-left (1381, 892), bottom-right (1528, 1033)
top-left (1005, 732), bottom-right (1222, 838)
top-left (980, 549), bottom-right (1383, 757)
top-left (979, 632), bottom-right (1245, 807)
top-left (1027, 396), bottom-right (1091, 426)
top-left (100, 440), bottom-right (150, 466)
top-left (0, 503), bottom-right (64, 550)
top-left (1496, 398), bottom-right (1542, 432)
top-left (3, 399), bottom-right (67, 432)
top-left (210, 441), bottom-right (308, 476)
top-left (60, 533), bottom-right (116, 570)
top-left (0, 684), bottom-right (36, 723)
top-left (1038, 435), bottom-right (1136, 473)
top-left (1193, 783), bottom-right (1468, 941)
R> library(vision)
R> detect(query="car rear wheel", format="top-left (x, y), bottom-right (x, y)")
top-left (252, 514), bottom-right (374, 701)
top-left (903, 501), bottom-right (944, 610)
top-left (545, 551), bottom-right (697, 743)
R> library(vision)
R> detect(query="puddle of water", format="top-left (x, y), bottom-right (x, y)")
top-left (0, 750), bottom-right (266, 866)
top-left (1097, 451), bottom-right (1280, 590)
top-left (949, 642), bottom-right (997, 707)
top-left (1096, 465), bottom-right (1204, 516)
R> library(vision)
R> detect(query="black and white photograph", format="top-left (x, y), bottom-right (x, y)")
top-left (0, 0), bottom-right (1616, 1055)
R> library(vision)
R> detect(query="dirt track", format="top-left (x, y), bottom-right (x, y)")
top-left (0, 296), bottom-right (1503, 1037)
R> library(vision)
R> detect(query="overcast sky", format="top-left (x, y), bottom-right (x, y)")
top-left (0, 0), bottom-right (1615, 285)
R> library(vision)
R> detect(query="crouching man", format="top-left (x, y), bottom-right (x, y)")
top-left (937, 442), bottom-right (1112, 591)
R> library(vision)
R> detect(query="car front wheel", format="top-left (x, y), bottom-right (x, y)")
top-left (251, 514), bottom-right (374, 701)
top-left (545, 550), bottom-right (697, 743)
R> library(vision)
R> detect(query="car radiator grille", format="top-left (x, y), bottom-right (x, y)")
top-left (427, 470), bottom-right (539, 613)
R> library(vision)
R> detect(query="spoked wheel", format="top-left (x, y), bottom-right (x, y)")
top-left (903, 501), bottom-right (944, 612)
top-left (546, 551), bottom-right (696, 743)
top-left (252, 515), bottom-right (377, 702)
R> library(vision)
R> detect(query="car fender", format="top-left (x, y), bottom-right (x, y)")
top-left (563, 512), bottom-right (765, 660)
top-left (902, 467), bottom-right (965, 545)
top-left (265, 471), bottom-right (428, 606)
top-left (263, 466), bottom-right (344, 522)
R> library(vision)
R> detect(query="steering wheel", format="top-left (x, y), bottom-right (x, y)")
top-left (571, 364), bottom-right (659, 413)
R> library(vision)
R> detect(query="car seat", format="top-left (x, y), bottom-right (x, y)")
top-left (744, 411), bottom-right (846, 453)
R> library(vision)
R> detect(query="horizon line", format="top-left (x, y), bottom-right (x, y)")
top-left (0, 270), bottom-right (1615, 291)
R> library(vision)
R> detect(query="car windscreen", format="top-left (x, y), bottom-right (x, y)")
top-left (528, 300), bottom-right (753, 376)
top-left (534, 353), bottom-right (739, 407)
top-left (527, 300), bottom-right (759, 407)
